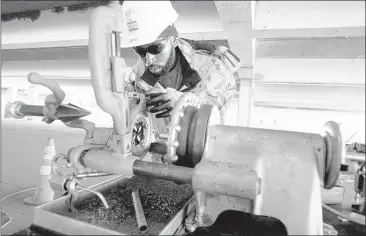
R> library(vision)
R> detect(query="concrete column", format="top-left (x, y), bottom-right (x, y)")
top-left (238, 69), bottom-right (255, 127)
top-left (26, 85), bottom-right (40, 120)
top-left (214, 1), bottom-right (256, 127)
top-left (3, 86), bottom-right (19, 118)
top-left (6, 86), bottom-right (19, 103)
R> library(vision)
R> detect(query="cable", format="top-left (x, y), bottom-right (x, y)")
top-left (1, 210), bottom-right (13, 229)
top-left (322, 203), bottom-right (365, 226)
top-left (1, 187), bottom-right (36, 202)
top-left (1, 187), bottom-right (36, 229)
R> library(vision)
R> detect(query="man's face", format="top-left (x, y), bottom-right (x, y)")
top-left (133, 37), bottom-right (174, 76)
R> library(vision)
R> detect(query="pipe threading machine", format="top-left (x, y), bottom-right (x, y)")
top-left (7, 2), bottom-right (347, 235)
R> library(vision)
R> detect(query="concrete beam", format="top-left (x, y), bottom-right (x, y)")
top-left (2, 27), bottom-right (363, 51)
top-left (254, 58), bottom-right (365, 85)
top-left (1, 31), bottom-right (229, 50)
top-left (214, 1), bottom-right (255, 127)
top-left (254, 1), bottom-right (365, 30)
top-left (214, 1), bottom-right (254, 67)
top-left (256, 37), bottom-right (365, 59)
top-left (251, 106), bottom-right (365, 137)
top-left (253, 26), bottom-right (365, 39)
top-left (1, 39), bottom-right (89, 50)
top-left (253, 83), bottom-right (365, 112)
top-left (1, 39), bottom-right (229, 62)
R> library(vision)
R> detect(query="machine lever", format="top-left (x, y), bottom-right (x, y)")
top-left (63, 179), bottom-right (109, 210)
top-left (6, 72), bottom-right (91, 127)
top-left (27, 72), bottom-right (65, 107)
top-left (75, 184), bottom-right (110, 209)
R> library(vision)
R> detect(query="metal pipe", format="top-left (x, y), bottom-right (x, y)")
top-left (132, 160), bottom-right (194, 183)
top-left (132, 191), bottom-right (148, 232)
top-left (149, 142), bottom-right (167, 154)
top-left (346, 152), bottom-right (365, 163)
top-left (82, 150), bottom-right (193, 183)
top-left (19, 105), bottom-right (44, 116)
top-left (74, 172), bottom-right (113, 179)
top-left (82, 150), bottom-right (137, 176)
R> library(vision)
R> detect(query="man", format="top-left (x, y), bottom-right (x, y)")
top-left (121, 1), bottom-right (242, 122)
top-left (134, 26), bottom-right (241, 123)
top-left (121, 1), bottom-right (242, 163)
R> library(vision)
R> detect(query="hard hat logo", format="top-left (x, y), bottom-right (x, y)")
top-left (125, 9), bottom-right (139, 31)
top-left (120, 1), bottom-right (179, 48)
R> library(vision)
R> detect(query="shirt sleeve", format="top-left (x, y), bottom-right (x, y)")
top-left (189, 48), bottom-right (241, 122)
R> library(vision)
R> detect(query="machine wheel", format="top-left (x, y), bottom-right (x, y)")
top-left (166, 93), bottom-right (221, 166)
top-left (323, 121), bottom-right (344, 189)
top-left (166, 93), bottom-right (203, 164)
top-left (188, 104), bottom-right (220, 166)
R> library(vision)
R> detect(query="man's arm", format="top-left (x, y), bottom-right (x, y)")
top-left (189, 47), bottom-right (241, 123)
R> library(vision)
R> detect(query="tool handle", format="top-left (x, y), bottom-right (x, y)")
top-left (27, 72), bottom-right (65, 107)
top-left (19, 105), bottom-right (44, 117)
top-left (6, 101), bottom-right (44, 119)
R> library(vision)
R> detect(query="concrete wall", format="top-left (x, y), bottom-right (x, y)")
top-left (2, 1), bottom-right (365, 141)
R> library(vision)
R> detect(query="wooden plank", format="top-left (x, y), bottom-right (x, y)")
top-left (253, 83), bottom-right (365, 112)
top-left (256, 37), bottom-right (365, 59)
top-left (254, 58), bottom-right (366, 85)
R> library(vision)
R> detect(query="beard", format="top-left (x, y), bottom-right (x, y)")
top-left (147, 47), bottom-right (177, 77)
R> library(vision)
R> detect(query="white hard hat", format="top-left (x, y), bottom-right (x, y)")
top-left (120, 1), bottom-right (179, 48)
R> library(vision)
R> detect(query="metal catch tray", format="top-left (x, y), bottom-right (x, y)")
top-left (33, 176), bottom-right (195, 235)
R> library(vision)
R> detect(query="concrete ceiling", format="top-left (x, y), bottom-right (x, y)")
top-left (1, 1), bottom-right (365, 65)
top-left (1, 1), bottom-right (90, 14)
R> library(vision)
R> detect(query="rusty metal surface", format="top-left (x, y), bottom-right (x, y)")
top-left (32, 176), bottom-right (194, 235)
top-left (194, 124), bottom-right (328, 234)
top-left (193, 164), bottom-right (260, 199)
top-left (133, 160), bottom-right (194, 184)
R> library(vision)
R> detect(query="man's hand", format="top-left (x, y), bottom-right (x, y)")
top-left (145, 87), bottom-right (182, 118)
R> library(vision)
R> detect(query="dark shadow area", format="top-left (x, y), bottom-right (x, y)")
top-left (323, 208), bottom-right (366, 236)
top-left (184, 210), bottom-right (288, 236)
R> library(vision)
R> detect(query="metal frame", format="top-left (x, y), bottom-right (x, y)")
top-left (33, 176), bottom-right (195, 235)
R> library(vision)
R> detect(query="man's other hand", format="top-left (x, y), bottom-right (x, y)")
top-left (145, 87), bottom-right (182, 118)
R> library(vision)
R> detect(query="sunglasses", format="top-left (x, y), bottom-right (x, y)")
top-left (133, 38), bottom-right (168, 57)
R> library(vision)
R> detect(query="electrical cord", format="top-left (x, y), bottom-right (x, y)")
top-left (1, 210), bottom-right (13, 229)
top-left (322, 203), bottom-right (365, 226)
top-left (1, 187), bottom-right (36, 229)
